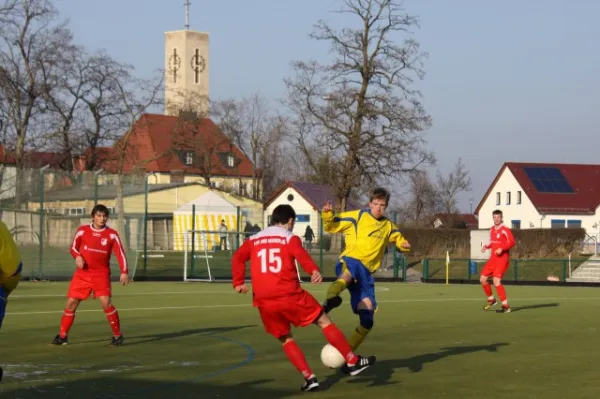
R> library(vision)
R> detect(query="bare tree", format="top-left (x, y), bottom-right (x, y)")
top-left (401, 169), bottom-right (438, 225)
top-left (284, 0), bottom-right (434, 211)
top-left (436, 158), bottom-right (472, 214)
top-left (106, 72), bottom-right (164, 246)
top-left (212, 94), bottom-right (289, 200)
top-left (0, 0), bottom-right (73, 205)
top-left (169, 111), bottom-right (231, 188)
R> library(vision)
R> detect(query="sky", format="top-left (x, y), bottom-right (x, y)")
top-left (53, 0), bottom-right (600, 213)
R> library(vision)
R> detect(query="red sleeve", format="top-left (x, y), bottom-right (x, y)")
top-left (232, 239), bottom-right (252, 287)
top-left (502, 227), bottom-right (516, 252)
top-left (111, 231), bottom-right (128, 274)
top-left (287, 235), bottom-right (319, 275)
top-left (70, 227), bottom-right (85, 259)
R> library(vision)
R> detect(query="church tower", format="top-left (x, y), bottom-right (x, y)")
top-left (164, 1), bottom-right (209, 116)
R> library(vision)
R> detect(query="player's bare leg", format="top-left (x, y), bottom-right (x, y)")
top-left (277, 334), bottom-right (319, 392)
top-left (493, 276), bottom-right (510, 313)
top-left (323, 271), bottom-right (353, 314)
top-left (480, 274), bottom-right (497, 310)
top-left (98, 296), bottom-right (124, 345)
top-left (348, 298), bottom-right (374, 352)
top-left (314, 311), bottom-right (376, 376)
top-left (51, 297), bottom-right (80, 345)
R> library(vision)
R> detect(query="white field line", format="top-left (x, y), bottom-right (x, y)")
top-left (6, 296), bottom-right (599, 316)
top-left (10, 287), bottom-right (390, 299)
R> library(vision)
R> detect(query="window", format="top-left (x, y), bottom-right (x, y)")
top-left (185, 152), bottom-right (193, 165)
top-left (506, 192), bottom-right (511, 205)
top-left (68, 207), bottom-right (85, 216)
top-left (496, 192), bottom-right (500, 205)
top-left (517, 190), bottom-right (522, 204)
top-left (567, 220), bottom-right (582, 229)
top-left (551, 219), bottom-right (566, 229)
top-left (227, 155), bottom-right (235, 167)
top-left (511, 220), bottom-right (521, 229)
top-left (287, 194), bottom-right (294, 202)
top-left (296, 215), bottom-right (310, 223)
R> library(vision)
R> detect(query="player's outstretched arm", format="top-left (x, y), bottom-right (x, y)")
top-left (231, 240), bottom-right (251, 293)
top-left (111, 231), bottom-right (129, 279)
top-left (287, 235), bottom-right (320, 276)
top-left (390, 224), bottom-right (411, 252)
top-left (321, 201), bottom-right (358, 234)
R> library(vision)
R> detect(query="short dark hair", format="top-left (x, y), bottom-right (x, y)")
top-left (91, 204), bottom-right (109, 217)
top-left (493, 209), bottom-right (503, 216)
top-left (370, 187), bottom-right (391, 204)
top-left (271, 204), bottom-right (296, 225)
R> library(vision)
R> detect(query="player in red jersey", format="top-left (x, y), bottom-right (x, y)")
top-left (480, 209), bottom-right (516, 313)
top-left (51, 204), bottom-right (129, 346)
top-left (232, 204), bottom-right (375, 392)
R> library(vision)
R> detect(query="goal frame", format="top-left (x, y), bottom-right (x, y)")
top-left (182, 229), bottom-right (304, 283)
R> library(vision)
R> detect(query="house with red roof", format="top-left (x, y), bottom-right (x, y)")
top-left (75, 112), bottom-right (260, 198)
top-left (263, 181), bottom-right (363, 243)
top-left (474, 162), bottom-right (600, 237)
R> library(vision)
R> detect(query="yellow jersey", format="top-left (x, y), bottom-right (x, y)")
top-left (322, 209), bottom-right (409, 273)
top-left (0, 220), bottom-right (21, 276)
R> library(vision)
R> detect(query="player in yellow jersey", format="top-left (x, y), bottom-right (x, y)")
top-left (321, 188), bottom-right (410, 354)
top-left (0, 219), bottom-right (23, 382)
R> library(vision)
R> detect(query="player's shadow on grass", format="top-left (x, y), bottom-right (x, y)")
top-left (498, 303), bottom-right (559, 313)
top-left (71, 325), bottom-right (257, 346)
top-left (320, 342), bottom-right (509, 390)
top-left (6, 376), bottom-right (284, 399)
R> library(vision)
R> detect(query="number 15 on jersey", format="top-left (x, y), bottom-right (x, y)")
top-left (258, 248), bottom-right (282, 273)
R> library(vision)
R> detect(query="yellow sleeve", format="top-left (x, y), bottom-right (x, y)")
top-left (389, 223), bottom-right (410, 252)
top-left (322, 210), bottom-right (359, 234)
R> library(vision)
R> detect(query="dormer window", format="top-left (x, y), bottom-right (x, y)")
top-left (227, 154), bottom-right (234, 167)
top-left (185, 152), bottom-right (193, 165)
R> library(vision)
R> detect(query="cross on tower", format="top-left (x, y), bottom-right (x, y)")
top-left (191, 48), bottom-right (206, 84)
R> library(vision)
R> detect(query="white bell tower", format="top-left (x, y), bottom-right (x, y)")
top-left (164, 0), bottom-right (209, 116)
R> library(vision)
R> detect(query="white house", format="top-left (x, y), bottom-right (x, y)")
top-left (263, 181), bottom-right (362, 243)
top-left (474, 162), bottom-right (600, 241)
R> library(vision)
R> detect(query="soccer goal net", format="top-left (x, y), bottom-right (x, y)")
top-left (182, 229), bottom-right (304, 283)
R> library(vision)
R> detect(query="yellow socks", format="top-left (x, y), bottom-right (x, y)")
top-left (326, 279), bottom-right (347, 300)
top-left (348, 325), bottom-right (371, 351)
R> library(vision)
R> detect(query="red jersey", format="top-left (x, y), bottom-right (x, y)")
top-left (70, 224), bottom-right (128, 274)
top-left (231, 226), bottom-right (319, 306)
top-left (483, 224), bottom-right (515, 260)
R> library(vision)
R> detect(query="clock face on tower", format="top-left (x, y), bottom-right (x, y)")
top-left (191, 51), bottom-right (206, 73)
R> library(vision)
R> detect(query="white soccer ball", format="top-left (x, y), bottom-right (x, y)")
top-left (320, 344), bottom-right (346, 369)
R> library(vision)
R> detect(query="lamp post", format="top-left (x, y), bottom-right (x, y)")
top-left (39, 164), bottom-right (50, 279)
top-left (143, 172), bottom-right (156, 273)
top-left (93, 169), bottom-right (104, 206)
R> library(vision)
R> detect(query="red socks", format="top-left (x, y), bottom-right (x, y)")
top-left (496, 284), bottom-right (508, 305)
top-left (59, 309), bottom-right (75, 338)
top-left (282, 340), bottom-right (313, 378)
top-left (482, 282), bottom-right (493, 299)
top-left (322, 324), bottom-right (358, 365)
top-left (104, 305), bottom-right (122, 337)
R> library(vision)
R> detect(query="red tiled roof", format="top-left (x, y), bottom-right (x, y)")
top-left (77, 114), bottom-right (254, 177)
top-left (475, 162), bottom-right (600, 215)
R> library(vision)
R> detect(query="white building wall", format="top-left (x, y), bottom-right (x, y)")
top-left (264, 187), bottom-right (319, 240)
top-left (478, 168), bottom-right (600, 238)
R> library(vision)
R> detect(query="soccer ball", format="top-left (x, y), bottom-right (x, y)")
top-left (320, 344), bottom-right (346, 369)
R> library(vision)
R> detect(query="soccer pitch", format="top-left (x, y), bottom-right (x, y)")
top-left (2, 282), bottom-right (600, 398)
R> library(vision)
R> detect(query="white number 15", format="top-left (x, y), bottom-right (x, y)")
top-left (258, 248), bottom-right (282, 273)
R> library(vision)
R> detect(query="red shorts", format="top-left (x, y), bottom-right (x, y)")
top-left (67, 272), bottom-right (111, 300)
top-left (481, 259), bottom-right (510, 279)
top-left (257, 291), bottom-right (323, 338)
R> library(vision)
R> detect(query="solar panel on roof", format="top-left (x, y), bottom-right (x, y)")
top-left (522, 167), bottom-right (574, 193)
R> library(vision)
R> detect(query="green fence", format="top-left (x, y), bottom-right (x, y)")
top-left (419, 257), bottom-right (583, 283)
